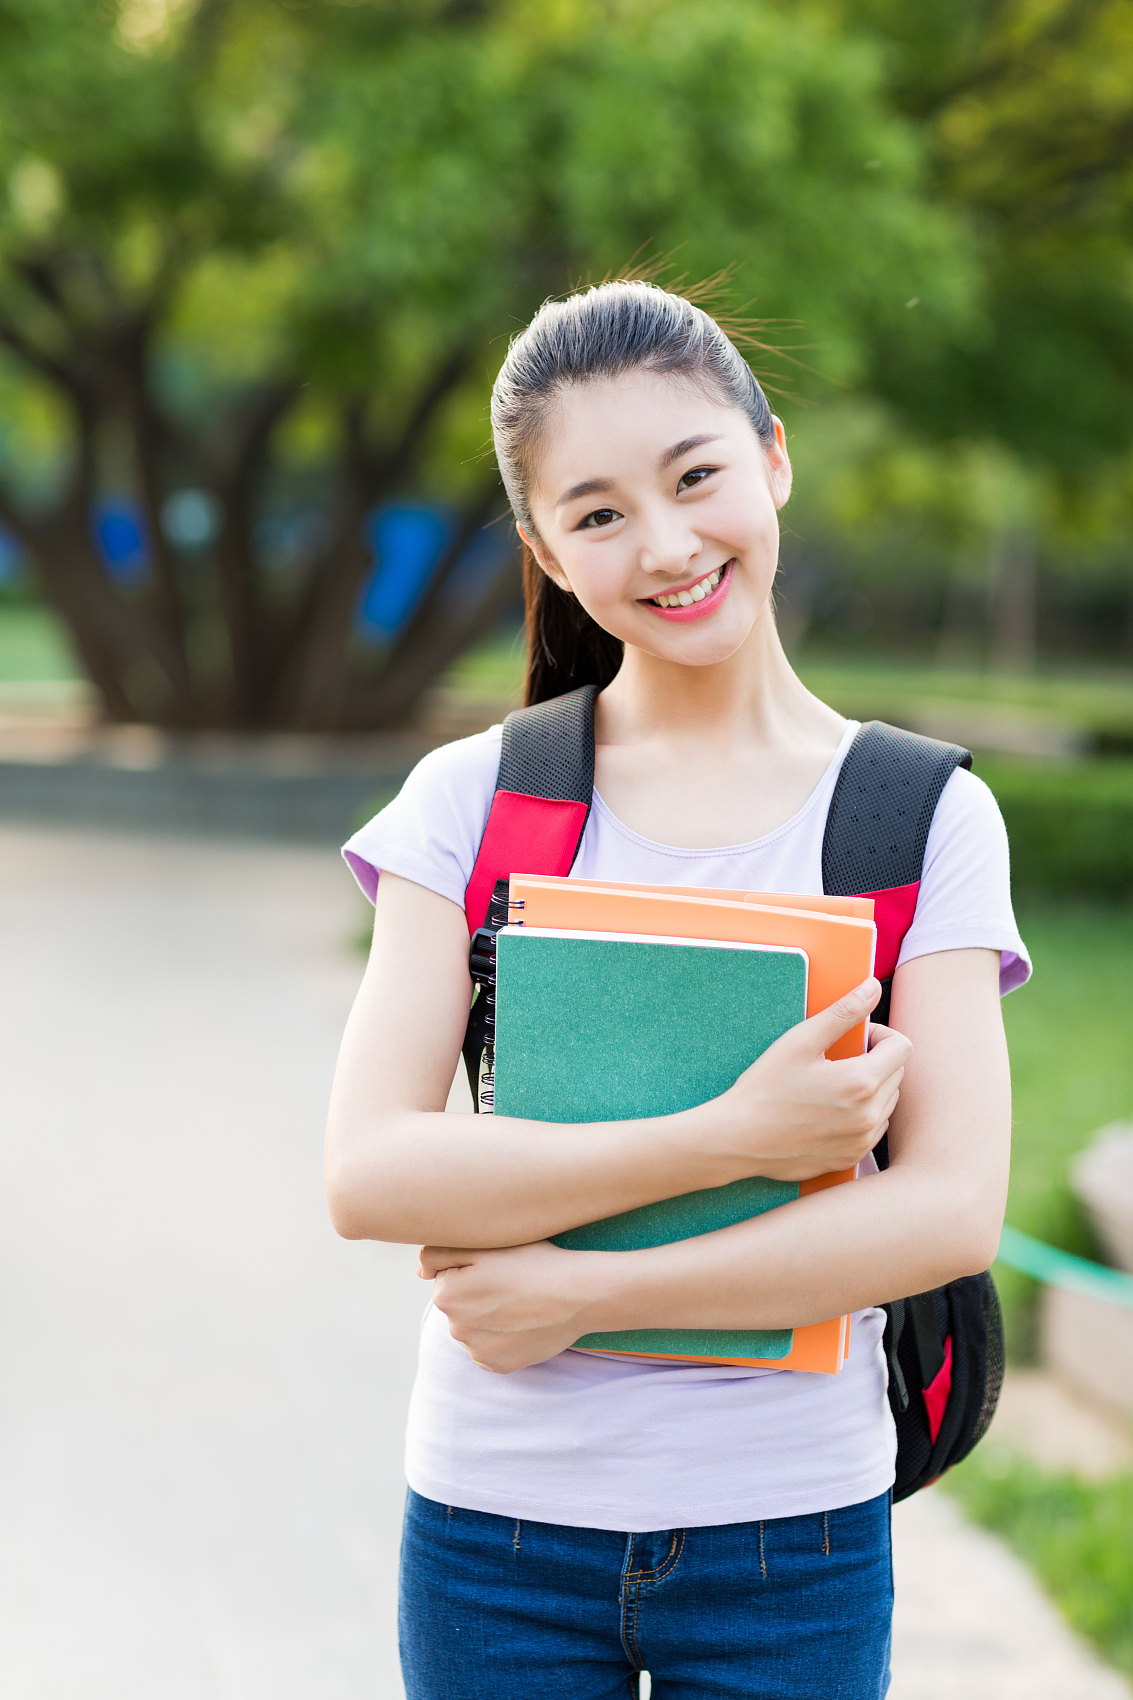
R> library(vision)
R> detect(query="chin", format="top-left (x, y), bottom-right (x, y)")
top-left (639, 626), bottom-right (755, 669)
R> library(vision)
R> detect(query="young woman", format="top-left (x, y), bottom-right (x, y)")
top-left (327, 282), bottom-right (1028, 1699)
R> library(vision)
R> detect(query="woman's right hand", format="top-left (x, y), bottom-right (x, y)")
top-left (713, 979), bottom-right (912, 1181)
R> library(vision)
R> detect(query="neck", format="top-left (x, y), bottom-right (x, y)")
top-left (597, 604), bottom-right (842, 753)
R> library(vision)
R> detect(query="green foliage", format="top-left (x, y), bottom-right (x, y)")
top-left (776, 0), bottom-right (1133, 661)
top-left (837, 0), bottom-right (1133, 468)
top-left (0, 0), bottom-right (979, 728)
top-left (944, 1450), bottom-right (1133, 1677)
top-left (981, 761), bottom-right (1133, 899)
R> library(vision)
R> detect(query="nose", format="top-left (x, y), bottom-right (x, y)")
top-left (637, 504), bottom-right (702, 578)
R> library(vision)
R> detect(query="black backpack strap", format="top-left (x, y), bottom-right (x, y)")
top-left (496, 683), bottom-right (598, 805)
top-left (462, 684), bottom-right (597, 1109)
top-left (822, 721), bottom-right (972, 1027)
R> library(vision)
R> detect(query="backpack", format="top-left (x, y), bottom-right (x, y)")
top-left (461, 684), bottom-right (1005, 1502)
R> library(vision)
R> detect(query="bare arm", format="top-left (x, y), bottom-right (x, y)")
top-left (424, 947), bottom-right (1011, 1372)
top-left (324, 871), bottom-right (909, 1244)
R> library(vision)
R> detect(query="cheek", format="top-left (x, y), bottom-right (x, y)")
top-left (715, 486), bottom-right (780, 555)
top-left (558, 542), bottom-right (634, 610)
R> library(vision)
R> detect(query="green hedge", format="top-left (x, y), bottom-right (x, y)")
top-left (978, 760), bottom-right (1133, 898)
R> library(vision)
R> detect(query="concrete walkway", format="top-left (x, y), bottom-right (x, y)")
top-left (0, 823), bottom-right (1127, 1699)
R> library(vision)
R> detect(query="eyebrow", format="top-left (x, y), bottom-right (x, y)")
top-left (659, 432), bottom-right (724, 468)
top-left (555, 476), bottom-right (614, 508)
top-left (553, 434), bottom-right (725, 509)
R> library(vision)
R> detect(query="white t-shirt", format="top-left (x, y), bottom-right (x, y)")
top-left (343, 718), bottom-right (1030, 1531)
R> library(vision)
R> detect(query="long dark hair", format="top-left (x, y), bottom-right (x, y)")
top-left (491, 280), bottom-right (778, 707)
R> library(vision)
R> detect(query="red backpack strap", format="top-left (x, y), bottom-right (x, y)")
top-left (462, 684), bottom-right (597, 1108)
top-left (464, 684), bottom-right (598, 935)
top-left (822, 720), bottom-right (972, 1017)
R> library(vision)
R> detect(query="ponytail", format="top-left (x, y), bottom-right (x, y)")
top-left (522, 541), bottom-right (623, 707)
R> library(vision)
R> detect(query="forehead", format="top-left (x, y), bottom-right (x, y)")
top-left (533, 371), bottom-right (754, 496)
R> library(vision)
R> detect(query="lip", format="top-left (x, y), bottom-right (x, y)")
top-left (639, 560), bottom-right (734, 623)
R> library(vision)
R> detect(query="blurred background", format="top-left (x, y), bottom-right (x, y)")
top-left (0, 0), bottom-right (1131, 1694)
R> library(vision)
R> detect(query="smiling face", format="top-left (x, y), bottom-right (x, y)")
top-left (522, 370), bottom-right (792, 670)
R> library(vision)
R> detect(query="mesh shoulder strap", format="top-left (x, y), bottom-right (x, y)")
top-left (822, 720), bottom-right (972, 897)
top-left (496, 683), bottom-right (598, 802)
top-left (823, 720), bottom-right (971, 1040)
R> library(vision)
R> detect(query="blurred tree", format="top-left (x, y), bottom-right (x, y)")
top-left (780, 0), bottom-right (1133, 668)
top-left (835, 0), bottom-right (1133, 466)
top-left (0, 0), bottom-right (971, 728)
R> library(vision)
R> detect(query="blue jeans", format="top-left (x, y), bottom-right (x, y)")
top-left (399, 1488), bottom-right (893, 1699)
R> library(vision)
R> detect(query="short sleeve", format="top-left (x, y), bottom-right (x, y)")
top-left (896, 767), bottom-right (1031, 995)
top-left (341, 724), bottom-right (502, 910)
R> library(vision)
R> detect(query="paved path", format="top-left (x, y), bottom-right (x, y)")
top-left (0, 824), bottom-right (1126, 1699)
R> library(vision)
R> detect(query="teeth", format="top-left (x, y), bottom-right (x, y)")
top-left (651, 567), bottom-right (724, 608)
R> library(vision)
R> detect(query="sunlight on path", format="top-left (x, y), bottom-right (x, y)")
top-left (0, 826), bottom-right (417, 1698)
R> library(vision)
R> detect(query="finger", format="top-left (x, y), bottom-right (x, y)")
top-left (419, 1246), bottom-right (472, 1279)
top-left (860, 1029), bottom-right (913, 1081)
top-left (796, 979), bottom-right (881, 1055)
top-left (866, 1023), bottom-right (912, 1059)
top-left (871, 1088), bottom-right (898, 1128)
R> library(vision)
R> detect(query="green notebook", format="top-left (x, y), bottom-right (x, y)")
top-left (493, 927), bottom-right (808, 1361)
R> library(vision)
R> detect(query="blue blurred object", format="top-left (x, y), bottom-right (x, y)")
top-left (356, 505), bottom-right (454, 639)
top-left (0, 524), bottom-right (25, 583)
top-left (356, 503), bottom-right (512, 642)
top-left (162, 488), bottom-right (221, 551)
top-left (93, 497), bottom-right (150, 585)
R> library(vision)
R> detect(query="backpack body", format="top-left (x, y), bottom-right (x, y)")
top-left (460, 685), bottom-right (1004, 1500)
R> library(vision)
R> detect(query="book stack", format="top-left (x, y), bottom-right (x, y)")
top-left (492, 877), bottom-right (877, 1375)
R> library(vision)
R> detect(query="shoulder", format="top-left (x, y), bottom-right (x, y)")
top-left (342, 724), bottom-right (503, 909)
top-left (392, 723), bottom-right (503, 813)
top-left (901, 765), bottom-right (1031, 992)
top-left (924, 765), bottom-right (1010, 870)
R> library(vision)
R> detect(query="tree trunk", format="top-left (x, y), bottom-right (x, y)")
top-left (348, 539), bottom-right (522, 729)
top-left (211, 384), bottom-right (301, 726)
top-left (988, 528), bottom-right (1037, 673)
top-left (32, 513), bottom-right (173, 722)
top-left (1, 294), bottom-right (497, 731)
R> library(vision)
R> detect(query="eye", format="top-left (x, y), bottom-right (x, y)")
top-left (677, 465), bottom-right (718, 491)
top-left (577, 507), bottom-right (622, 530)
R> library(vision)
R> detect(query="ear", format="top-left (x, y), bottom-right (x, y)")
top-left (517, 523), bottom-right (573, 594)
top-left (767, 417), bottom-right (793, 509)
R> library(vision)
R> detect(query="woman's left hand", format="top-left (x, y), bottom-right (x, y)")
top-left (420, 1240), bottom-right (607, 1373)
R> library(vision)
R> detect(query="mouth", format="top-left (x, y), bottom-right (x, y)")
top-left (640, 560), bottom-right (733, 622)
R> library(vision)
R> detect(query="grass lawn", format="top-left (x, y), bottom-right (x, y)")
top-left (942, 909), bottom-right (1133, 1679)
top-left (0, 601), bottom-right (78, 681)
top-left (794, 653), bottom-right (1133, 744)
top-left (997, 902), bottom-right (1133, 1353)
top-left (440, 632), bottom-right (1133, 741)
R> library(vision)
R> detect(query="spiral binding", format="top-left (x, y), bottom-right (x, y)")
top-left (469, 880), bottom-right (513, 1114)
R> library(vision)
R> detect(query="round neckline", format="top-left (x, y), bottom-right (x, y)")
top-left (590, 720), bottom-right (860, 858)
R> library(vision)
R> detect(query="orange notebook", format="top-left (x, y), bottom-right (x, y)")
top-left (521, 873), bottom-right (875, 923)
top-left (508, 878), bottom-right (876, 1061)
top-left (503, 877), bottom-right (876, 1373)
